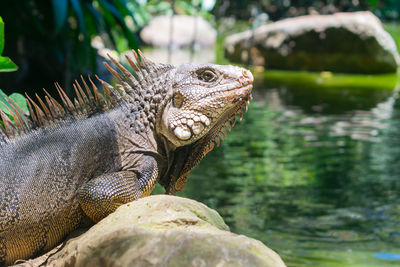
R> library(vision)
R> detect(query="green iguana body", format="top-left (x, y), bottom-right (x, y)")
top-left (0, 51), bottom-right (253, 265)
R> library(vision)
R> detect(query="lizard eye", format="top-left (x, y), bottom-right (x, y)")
top-left (198, 69), bottom-right (217, 82)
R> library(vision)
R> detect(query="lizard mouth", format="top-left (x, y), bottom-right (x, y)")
top-left (204, 84), bottom-right (253, 150)
top-left (203, 82), bottom-right (253, 100)
top-left (163, 81), bottom-right (253, 194)
top-left (227, 84), bottom-right (253, 103)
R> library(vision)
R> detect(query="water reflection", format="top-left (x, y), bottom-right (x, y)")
top-left (178, 71), bottom-right (400, 266)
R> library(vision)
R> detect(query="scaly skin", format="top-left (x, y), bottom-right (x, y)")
top-left (0, 52), bottom-right (253, 266)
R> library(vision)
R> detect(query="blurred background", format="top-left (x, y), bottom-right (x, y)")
top-left (1, 1), bottom-right (400, 266)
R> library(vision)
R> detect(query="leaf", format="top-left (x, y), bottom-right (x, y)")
top-left (367, 0), bottom-right (379, 8)
top-left (0, 16), bottom-right (18, 72)
top-left (69, 0), bottom-right (86, 35)
top-left (0, 90), bottom-right (11, 115)
top-left (0, 90), bottom-right (28, 116)
top-left (176, 0), bottom-right (198, 15)
top-left (9, 93), bottom-right (28, 113)
top-left (51, 0), bottom-right (69, 33)
top-left (98, 0), bottom-right (139, 49)
top-left (100, 0), bottom-right (124, 21)
top-left (82, 6), bottom-right (98, 71)
top-left (97, 0), bottom-right (117, 28)
top-left (0, 16), bottom-right (4, 55)
top-left (0, 56), bottom-right (18, 72)
top-left (87, 4), bottom-right (103, 25)
top-left (113, 0), bottom-right (132, 18)
top-left (127, 2), bottom-right (151, 28)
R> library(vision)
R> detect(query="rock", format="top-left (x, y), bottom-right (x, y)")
top-left (122, 48), bottom-right (216, 66)
top-left (140, 15), bottom-right (216, 48)
top-left (224, 11), bottom-right (400, 74)
top-left (34, 195), bottom-right (285, 267)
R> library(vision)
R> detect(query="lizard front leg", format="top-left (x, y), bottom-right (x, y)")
top-left (78, 156), bottom-right (158, 222)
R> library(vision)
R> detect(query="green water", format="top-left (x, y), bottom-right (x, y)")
top-left (174, 70), bottom-right (400, 266)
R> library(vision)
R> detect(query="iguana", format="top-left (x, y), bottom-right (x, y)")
top-left (0, 50), bottom-right (253, 266)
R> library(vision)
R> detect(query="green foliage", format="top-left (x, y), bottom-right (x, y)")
top-left (0, 16), bottom-right (29, 117)
top-left (52, 0), bottom-right (69, 34)
top-left (0, 0), bottom-right (141, 90)
top-left (0, 17), bottom-right (17, 72)
top-left (0, 89), bottom-right (28, 116)
top-left (384, 23), bottom-right (400, 51)
top-left (46, 0), bottom-right (139, 70)
top-left (143, 0), bottom-right (215, 19)
top-left (0, 16), bottom-right (24, 116)
top-left (126, 1), bottom-right (152, 29)
top-left (144, 0), bottom-right (174, 16)
top-left (367, 0), bottom-right (400, 20)
top-left (176, 1), bottom-right (199, 16)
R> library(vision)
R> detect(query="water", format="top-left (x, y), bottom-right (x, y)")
top-left (176, 70), bottom-right (400, 266)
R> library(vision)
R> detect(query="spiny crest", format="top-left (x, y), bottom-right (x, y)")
top-left (0, 76), bottom-right (116, 143)
top-left (104, 50), bottom-right (174, 133)
top-left (0, 50), bottom-right (173, 143)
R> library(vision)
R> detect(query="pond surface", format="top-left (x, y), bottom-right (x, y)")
top-left (176, 68), bottom-right (400, 267)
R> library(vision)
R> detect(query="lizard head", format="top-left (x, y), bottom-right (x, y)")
top-left (159, 63), bottom-right (253, 148)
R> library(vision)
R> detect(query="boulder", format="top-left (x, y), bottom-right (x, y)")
top-left (140, 15), bottom-right (216, 48)
top-left (224, 11), bottom-right (399, 74)
top-left (23, 195), bottom-right (285, 267)
top-left (121, 48), bottom-right (216, 66)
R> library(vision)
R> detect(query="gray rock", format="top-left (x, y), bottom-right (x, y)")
top-left (122, 48), bottom-right (216, 66)
top-left (26, 195), bottom-right (285, 267)
top-left (225, 11), bottom-right (399, 73)
top-left (141, 15), bottom-right (216, 48)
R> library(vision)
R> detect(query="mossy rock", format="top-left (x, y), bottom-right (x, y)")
top-left (225, 11), bottom-right (399, 74)
top-left (26, 195), bottom-right (285, 267)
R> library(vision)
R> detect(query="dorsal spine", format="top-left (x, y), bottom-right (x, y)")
top-left (0, 50), bottom-right (174, 142)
